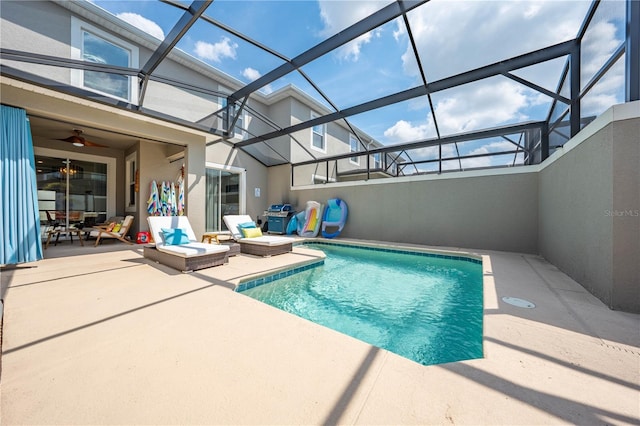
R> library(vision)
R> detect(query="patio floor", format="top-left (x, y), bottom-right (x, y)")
top-left (1, 240), bottom-right (638, 425)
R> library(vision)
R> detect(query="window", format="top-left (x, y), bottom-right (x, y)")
top-left (373, 152), bottom-right (382, 169)
top-left (125, 153), bottom-right (136, 212)
top-left (34, 148), bottom-right (115, 229)
top-left (205, 163), bottom-right (246, 232)
top-left (349, 134), bottom-right (359, 165)
top-left (310, 112), bottom-right (325, 152)
top-left (71, 17), bottom-right (139, 103)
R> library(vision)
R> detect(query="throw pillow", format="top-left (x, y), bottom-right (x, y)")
top-left (241, 227), bottom-right (263, 238)
top-left (161, 228), bottom-right (190, 245)
top-left (238, 221), bottom-right (257, 230)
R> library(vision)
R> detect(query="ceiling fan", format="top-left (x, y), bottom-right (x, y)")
top-left (57, 129), bottom-right (108, 148)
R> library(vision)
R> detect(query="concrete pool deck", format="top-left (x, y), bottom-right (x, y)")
top-left (1, 240), bottom-right (638, 425)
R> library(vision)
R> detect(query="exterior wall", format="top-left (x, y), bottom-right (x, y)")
top-left (139, 141), bottom-right (182, 234)
top-left (206, 143), bottom-right (269, 221)
top-left (144, 80), bottom-right (219, 125)
top-left (539, 104), bottom-right (640, 312)
top-left (270, 167), bottom-right (539, 253)
top-left (265, 98), bottom-right (294, 163)
top-left (1, 1), bottom-right (71, 83)
top-left (288, 98), bottom-right (376, 170)
top-left (267, 164), bottom-right (294, 206)
top-left (611, 118), bottom-right (640, 312)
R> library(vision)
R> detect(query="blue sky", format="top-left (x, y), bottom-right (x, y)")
top-left (92, 0), bottom-right (626, 169)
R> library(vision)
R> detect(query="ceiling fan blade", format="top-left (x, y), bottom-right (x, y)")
top-left (83, 140), bottom-right (109, 148)
top-left (57, 135), bottom-right (83, 144)
top-left (56, 134), bottom-right (108, 148)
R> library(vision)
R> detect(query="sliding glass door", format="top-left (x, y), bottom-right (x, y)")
top-left (205, 165), bottom-right (245, 232)
top-left (35, 155), bottom-right (108, 229)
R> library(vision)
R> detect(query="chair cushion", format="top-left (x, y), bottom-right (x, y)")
top-left (223, 215), bottom-right (256, 240)
top-left (223, 215), bottom-right (294, 246)
top-left (157, 242), bottom-right (229, 258)
top-left (161, 228), bottom-right (190, 245)
top-left (148, 216), bottom-right (198, 248)
top-left (240, 235), bottom-right (293, 246)
top-left (241, 227), bottom-right (263, 238)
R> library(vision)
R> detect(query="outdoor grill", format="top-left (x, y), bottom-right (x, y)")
top-left (263, 204), bottom-right (294, 234)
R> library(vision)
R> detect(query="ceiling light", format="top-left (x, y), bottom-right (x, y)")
top-left (73, 141), bottom-right (84, 147)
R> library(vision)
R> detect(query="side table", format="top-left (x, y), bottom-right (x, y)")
top-left (201, 231), bottom-right (232, 244)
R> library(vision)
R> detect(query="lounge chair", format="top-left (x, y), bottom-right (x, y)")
top-left (321, 198), bottom-right (348, 238)
top-left (223, 215), bottom-right (294, 257)
top-left (144, 216), bottom-right (229, 272)
top-left (89, 215), bottom-right (135, 246)
top-left (295, 201), bottom-right (324, 237)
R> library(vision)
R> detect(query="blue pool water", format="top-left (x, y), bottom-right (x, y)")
top-left (239, 243), bottom-right (483, 366)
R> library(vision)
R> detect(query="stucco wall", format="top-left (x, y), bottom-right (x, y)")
top-left (611, 118), bottom-right (640, 312)
top-left (270, 166), bottom-right (539, 253)
top-left (538, 123), bottom-right (615, 304)
top-left (206, 142), bottom-right (269, 221)
top-left (539, 107), bottom-right (639, 312)
top-left (1, 1), bottom-right (71, 83)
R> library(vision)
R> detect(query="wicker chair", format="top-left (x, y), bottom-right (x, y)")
top-left (144, 216), bottom-right (229, 273)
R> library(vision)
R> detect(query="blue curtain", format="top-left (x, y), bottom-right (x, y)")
top-left (1, 105), bottom-right (43, 264)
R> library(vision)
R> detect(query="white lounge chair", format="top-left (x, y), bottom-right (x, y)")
top-left (144, 216), bottom-right (229, 272)
top-left (223, 215), bottom-right (294, 257)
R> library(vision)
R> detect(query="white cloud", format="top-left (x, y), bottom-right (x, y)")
top-left (399, 1), bottom-right (591, 82)
top-left (580, 59), bottom-right (625, 117)
top-left (384, 79), bottom-right (530, 146)
top-left (385, 1), bottom-right (624, 154)
top-left (318, 1), bottom-right (387, 61)
top-left (194, 37), bottom-right (238, 63)
top-left (383, 79), bottom-right (532, 167)
top-left (116, 13), bottom-right (165, 40)
top-left (436, 81), bottom-right (530, 134)
top-left (384, 119), bottom-right (432, 142)
top-left (242, 67), bottom-right (273, 94)
top-left (242, 67), bottom-right (261, 81)
top-left (581, 20), bottom-right (621, 80)
top-left (460, 140), bottom-right (519, 169)
top-left (382, 1), bottom-right (623, 172)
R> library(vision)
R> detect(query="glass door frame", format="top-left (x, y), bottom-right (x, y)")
top-left (34, 147), bottom-right (117, 228)
top-left (205, 161), bottom-right (246, 232)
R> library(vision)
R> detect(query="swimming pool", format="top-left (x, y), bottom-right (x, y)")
top-left (238, 242), bottom-right (483, 366)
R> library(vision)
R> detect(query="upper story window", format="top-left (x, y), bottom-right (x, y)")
top-left (373, 152), bottom-right (382, 169)
top-left (349, 134), bottom-right (359, 165)
top-left (310, 111), bottom-right (326, 152)
top-left (71, 18), bottom-right (139, 103)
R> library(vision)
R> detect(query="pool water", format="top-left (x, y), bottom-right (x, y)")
top-left (240, 243), bottom-right (483, 366)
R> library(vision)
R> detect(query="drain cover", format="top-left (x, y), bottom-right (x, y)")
top-left (502, 297), bottom-right (535, 308)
